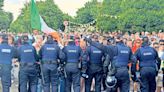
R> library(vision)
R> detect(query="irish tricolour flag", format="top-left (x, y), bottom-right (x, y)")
top-left (30, 0), bottom-right (61, 42)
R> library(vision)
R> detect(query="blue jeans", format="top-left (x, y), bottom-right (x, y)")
top-left (37, 79), bottom-right (43, 92)
top-left (42, 64), bottom-right (58, 92)
top-left (0, 64), bottom-right (12, 92)
top-left (59, 76), bottom-right (66, 92)
top-left (85, 64), bottom-right (103, 92)
top-left (65, 63), bottom-right (81, 92)
top-left (140, 67), bottom-right (156, 92)
top-left (19, 64), bottom-right (38, 92)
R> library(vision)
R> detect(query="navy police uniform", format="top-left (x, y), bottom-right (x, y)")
top-left (62, 41), bottom-right (83, 92)
top-left (39, 36), bottom-right (61, 92)
top-left (109, 42), bottom-right (135, 92)
top-left (85, 44), bottom-right (105, 92)
top-left (17, 36), bottom-right (39, 92)
top-left (135, 41), bottom-right (160, 92)
top-left (85, 36), bottom-right (136, 92)
top-left (0, 34), bottom-right (16, 92)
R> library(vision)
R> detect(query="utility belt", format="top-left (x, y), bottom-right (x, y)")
top-left (20, 62), bottom-right (36, 67)
top-left (41, 60), bottom-right (58, 64)
top-left (114, 63), bottom-right (128, 68)
top-left (140, 66), bottom-right (156, 70)
top-left (66, 61), bottom-right (81, 69)
top-left (116, 66), bottom-right (128, 70)
top-left (89, 62), bottom-right (103, 66)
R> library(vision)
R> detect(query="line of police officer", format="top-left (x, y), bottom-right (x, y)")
top-left (0, 34), bottom-right (86, 92)
top-left (0, 33), bottom-right (161, 92)
top-left (84, 35), bottom-right (161, 92)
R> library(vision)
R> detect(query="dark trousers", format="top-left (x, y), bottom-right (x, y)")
top-left (19, 64), bottom-right (38, 92)
top-left (85, 64), bottom-right (103, 92)
top-left (65, 63), bottom-right (81, 92)
top-left (42, 64), bottom-right (58, 92)
top-left (107, 67), bottom-right (130, 92)
top-left (140, 67), bottom-right (156, 92)
top-left (0, 64), bottom-right (12, 92)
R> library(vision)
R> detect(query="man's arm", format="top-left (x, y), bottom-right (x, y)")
top-left (85, 38), bottom-right (107, 53)
top-left (153, 48), bottom-right (161, 70)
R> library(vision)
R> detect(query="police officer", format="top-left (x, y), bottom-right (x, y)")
top-left (17, 35), bottom-right (39, 92)
top-left (39, 35), bottom-right (61, 92)
top-left (134, 36), bottom-right (161, 92)
top-left (85, 34), bottom-right (136, 92)
top-left (62, 35), bottom-right (83, 92)
top-left (105, 35), bottom-right (136, 92)
top-left (0, 34), bottom-right (16, 92)
top-left (85, 35), bottom-right (105, 92)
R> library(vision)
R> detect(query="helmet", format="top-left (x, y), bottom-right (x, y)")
top-left (105, 75), bottom-right (117, 88)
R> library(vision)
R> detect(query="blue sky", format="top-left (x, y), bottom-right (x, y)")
top-left (3, 0), bottom-right (91, 20)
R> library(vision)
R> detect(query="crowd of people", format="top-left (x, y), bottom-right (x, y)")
top-left (0, 30), bottom-right (163, 92)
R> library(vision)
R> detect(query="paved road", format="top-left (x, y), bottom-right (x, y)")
top-left (0, 81), bottom-right (18, 92)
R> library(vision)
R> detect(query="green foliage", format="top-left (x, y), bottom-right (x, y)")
top-left (75, 0), bottom-right (164, 32)
top-left (9, 0), bottom-right (164, 32)
top-left (9, 0), bottom-right (72, 33)
top-left (75, 0), bottom-right (97, 24)
top-left (0, 10), bottom-right (13, 30)
top-left (0, 0), bottom-right (4, 8)
top-left (0, 0), bottom-right (13, 31)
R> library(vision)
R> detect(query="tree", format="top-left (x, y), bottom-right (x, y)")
top-left (9, 0), bottom-right (164, 32)
top-left (0, 0), bottom-right (4, 8)
top-left (9, 0), bottom-right (72, 33)
top-left (75, 0), bottom-right (97, 24)
top-left (0, 0), bottom-right (13, 31)
top-left (75, 0), bottom-right (164, 32)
